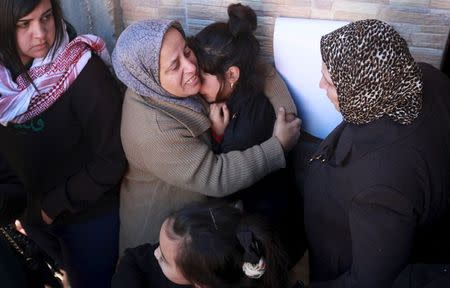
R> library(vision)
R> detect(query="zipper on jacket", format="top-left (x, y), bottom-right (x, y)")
top-left (309, 154), bottom-right (326, 163)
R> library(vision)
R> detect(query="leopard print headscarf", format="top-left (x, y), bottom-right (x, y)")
top-left (320, 19), bottom-right (423, 125)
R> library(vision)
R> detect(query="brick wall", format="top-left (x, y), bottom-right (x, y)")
top-left (119, 0), bottom-right (450, 68)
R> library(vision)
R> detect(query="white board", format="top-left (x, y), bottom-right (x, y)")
top-left (274, 17), bottom-right (348, 139)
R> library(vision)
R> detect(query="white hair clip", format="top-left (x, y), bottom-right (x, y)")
top-left (242, 257), bottom-right (266, 279)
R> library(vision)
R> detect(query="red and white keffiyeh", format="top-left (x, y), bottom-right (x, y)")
top-left (0, 32), bottom-right (111, 126)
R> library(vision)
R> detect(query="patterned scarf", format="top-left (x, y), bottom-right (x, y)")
top-left (111, 19), bottom-right (205, 113)
top-left (320, 19), bottom-right (423, 125)
top-left (0, 32), bottom-right (110, 126)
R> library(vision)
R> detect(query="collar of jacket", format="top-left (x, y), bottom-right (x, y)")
top-left (311, 106), bottom-right (427, 167)
top-left (133, 92), bottom-right (211, 137)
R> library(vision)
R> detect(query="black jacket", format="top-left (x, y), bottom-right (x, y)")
top-left (112, 244), bottom-right (189, 288)
top-left (213, 90), bottom-right (295, 220)
top-left (214, 89), bottom-right (305, 266)
top-left (304, 63), bottom-right (450, 288)
top-left (214, 90), bottom-right (275, 153)
top-left (0, 157), bottom-right (25, 225)
top-left (0, 55), bottom-right (127, 226)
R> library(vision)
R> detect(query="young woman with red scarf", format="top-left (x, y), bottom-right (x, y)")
top-left (0, 0), bottom-right (127, 287)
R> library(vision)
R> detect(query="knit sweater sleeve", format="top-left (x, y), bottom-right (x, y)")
top-left (264, 66), bottom-right (298, 116)
top-left (137, 116), bottom-right (286, 197)
top-left (41, 56), bottom-right (127, 219)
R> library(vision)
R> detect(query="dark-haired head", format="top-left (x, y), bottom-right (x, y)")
top-left (0, 0), bottom-right (65, 78)
top-left (189, 3), bottom-right (266, 103)
top-left (155, 201), bottom-right (288, 288)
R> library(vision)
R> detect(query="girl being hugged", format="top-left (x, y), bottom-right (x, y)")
top-left (189, 3), bottom-right (305, 266)
top-left (0, 0), bottom-right (126, 287)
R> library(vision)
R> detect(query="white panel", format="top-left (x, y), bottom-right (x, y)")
top-left (274, 17), bottom-right (349, 139)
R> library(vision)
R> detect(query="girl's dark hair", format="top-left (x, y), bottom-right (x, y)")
top-left (189, 3), bottom-right (267, 98)
top-left (0, 0), bottom-right (65, 78)
top-left (166, 201), bottom-right (288, 288)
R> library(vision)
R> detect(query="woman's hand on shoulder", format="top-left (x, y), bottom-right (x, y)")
top-left (209, 103), bottom-right (230, 137)
top-left (273, 107), bottom-right (301, 152)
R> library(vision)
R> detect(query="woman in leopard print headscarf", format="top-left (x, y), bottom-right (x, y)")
top-left (320, 19), bottom-right (423, 125)
top-left (303, 19), bottom-right (450, 288)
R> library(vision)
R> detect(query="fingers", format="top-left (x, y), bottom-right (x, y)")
top-left (286, 118), bottom-right (301, 139)
top-left (41, 209), bottom-right (53, 225)
top-left (277, 107), bottom-right (286, 122)
top-left (285, 112), bottom-right (297, 122)
top-left (209, 103), bottom-right (221, 121)
top-left (273, 107), bottom-right (301, 152)
top-left (280, 109), bottom-right (301, 129)
top-left (210, 103), bottom-right (219, 114)
top-left (222, 104), bottom-right (230, 125)
top-left (289, 117), bottom-right (301, 129)
top-left (15, 219), bottom-right (27, 235)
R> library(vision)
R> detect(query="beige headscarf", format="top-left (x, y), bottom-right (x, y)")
top-left (112, 19), bottom-right (204, 112)
top-left (320, 19), bottom-right (423, 125)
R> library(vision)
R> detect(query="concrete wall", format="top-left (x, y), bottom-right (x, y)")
top-left (119, 0), bottom-right (450, 68)
top-left (60, 0), bottom-right (123, 53)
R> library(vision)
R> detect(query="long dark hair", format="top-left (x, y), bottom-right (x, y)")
top-left (0, 0), bottom-right (65, 78)
top-left (189, 3), bottom-right (267, 99)
top-left (166, 201), bottom-right (289, 288)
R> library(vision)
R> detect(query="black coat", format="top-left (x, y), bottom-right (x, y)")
top-left (0, 157), bottom-right (25, 225)
top-left (214, 90), bottom-right (306, 266)
top-left (112, 244), bottom-right (190, 288)
top-left (214, 90), bottom-right (288, 219)
top-left (214, 89), bottom-right (275, 153)
top-left (0, 55), bottom-right (127, 226)
top-left (304, 63), bottom-right (450, 288)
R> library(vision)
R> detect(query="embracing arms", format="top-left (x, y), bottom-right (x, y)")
top-left (122, 89), bottom-right (299, 198)
top-left (264, 66), bottom-right (298, 116)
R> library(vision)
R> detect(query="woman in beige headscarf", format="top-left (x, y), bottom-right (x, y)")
top-left (304, 19), bottom-right (450, 287)
top-left (112, 19), bottom-right (301, 253)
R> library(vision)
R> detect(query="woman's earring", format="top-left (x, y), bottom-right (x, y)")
top-left (230, 82), bottom-right (234, 89)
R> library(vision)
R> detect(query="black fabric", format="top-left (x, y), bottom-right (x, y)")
top-left (0, 224), bottom-right (62, 288)
top-left (0, 233), bottom-right (28, 288)
top-left (442, 30), bottom-right (450, 77)
top-left (39, 209), bottom-right (119, 288)
top-left (0, 156), bottom-right (25, 225)
top-left (236, 230), bottom-right (261, 263)
top-left (291, 131), bottom-right (322, 199)
top-left (213, 90), bottom-right (275, 153)
top-left (393, 263), bottom-right (450, 288)
top-left (304, 63), bottom-right (450, 288)
top-left (0, 55), bottom-right (126, 263)
top-left (112, 244), bottom-right (190, 288)
top-left (0, 55), bottom-right (126, 287)
top-left (213, 90), bottom-right (306, 267)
